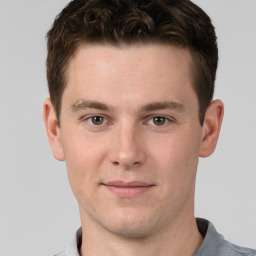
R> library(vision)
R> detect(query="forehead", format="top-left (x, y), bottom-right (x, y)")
top-left (63, 44), bottom-right (197, 111)
top-left (70, 43), bottom-right (193, 76)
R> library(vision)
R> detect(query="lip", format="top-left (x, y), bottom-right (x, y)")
top-left (102, 180), bottom-right (154, 198)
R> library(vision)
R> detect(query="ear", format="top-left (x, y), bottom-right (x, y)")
top-left (43, 98), bottom-right (65, 161)
top-left (199, 99), bottom-right (224, 158)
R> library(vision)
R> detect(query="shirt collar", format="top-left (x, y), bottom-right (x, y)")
top-left (194, 218), bottom-right (224, 255)
top-left (66, 227), bottom-right (82, 256)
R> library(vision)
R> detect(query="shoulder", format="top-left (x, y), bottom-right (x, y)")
top-left (222, 241), bottom-right (256, 256)
top-left (53, 251), bottom-right (67, 256)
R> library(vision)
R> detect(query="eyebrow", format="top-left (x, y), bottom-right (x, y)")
top-left (71, 99), bottom-right (111, 111)
top-left (70, 99), bottom-right (185, 112)
top-left (141, 101), bottom-right (185, 112)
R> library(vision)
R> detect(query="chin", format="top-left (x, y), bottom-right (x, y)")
top-left (106, 223), bottom-right (153, 239)
top-left (101, 210), bottom-right (158, 238)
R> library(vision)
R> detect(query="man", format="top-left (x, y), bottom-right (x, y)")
top-left (43, 0), bottom-right (256, 255)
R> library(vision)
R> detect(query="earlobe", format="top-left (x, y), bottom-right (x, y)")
top-left (199, 99), bottom-right (224, 158)
top-left (43, 98), bottom-right (65, 161)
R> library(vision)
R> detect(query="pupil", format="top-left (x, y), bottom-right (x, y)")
top-left (154, 117), bottom-right (165, 125)
top-left (93, 116), bottom-right (103, 125)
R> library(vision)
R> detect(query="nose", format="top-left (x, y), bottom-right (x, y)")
top-left (109, 124), bottom-right (146, 169)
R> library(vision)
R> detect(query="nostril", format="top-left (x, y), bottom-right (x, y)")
top-left (111, 161), bottom-right (140, 167)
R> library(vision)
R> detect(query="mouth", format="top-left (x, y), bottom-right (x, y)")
top-left (102, 180), bottom-right (155, 198)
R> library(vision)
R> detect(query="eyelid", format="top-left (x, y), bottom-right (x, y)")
top-left (145, 115), bottom-right (175, 126)
top-left (79, 114), bottom-right (111, 125)
top-left (78, 114), bottom-right (175, 126)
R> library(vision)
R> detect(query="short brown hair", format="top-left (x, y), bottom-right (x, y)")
top-left (46, 0), bottom-right (218, 126)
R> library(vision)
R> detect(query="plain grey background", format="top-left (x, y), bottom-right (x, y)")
top-left (0, 0), bottom-right (256, 255)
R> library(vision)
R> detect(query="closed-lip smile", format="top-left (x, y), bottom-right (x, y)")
top-left (102, 180), bottom-right (154, 198)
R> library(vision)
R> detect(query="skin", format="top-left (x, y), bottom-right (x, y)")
top-left (44, 44), bottom-right (224, 256)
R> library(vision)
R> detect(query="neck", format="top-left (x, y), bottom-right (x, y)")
top-left (79, 209), bottom-right (203, 256)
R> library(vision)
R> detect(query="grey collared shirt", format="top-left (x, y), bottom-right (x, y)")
top-left (54, 218), bottom-right (256, 256)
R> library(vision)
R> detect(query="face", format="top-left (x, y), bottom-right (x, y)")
top-left (44, 44), bottom-right (222, 238)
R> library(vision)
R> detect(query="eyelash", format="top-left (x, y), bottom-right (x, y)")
top-left (81, 115), bottom-right (109, 126)
top-left (146, 116), bottom-right (173, 126)
top-left (80, 115), bottom-right (174, 127)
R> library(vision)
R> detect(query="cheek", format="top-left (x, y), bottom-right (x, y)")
top-left (150, 129), bottom-right (201, 186)
top-left (61, 132), bottom-right (107, 197)
top-left (62, 129), bottom-right (107, 166)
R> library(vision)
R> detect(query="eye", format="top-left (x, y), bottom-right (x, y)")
top-left (152, 116), bottom-right (167, 126)
top-left (88, 116), bottom-right (106, 125)
top-left (146, 116), bottom-right (172, 126)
